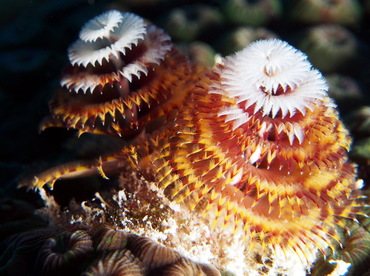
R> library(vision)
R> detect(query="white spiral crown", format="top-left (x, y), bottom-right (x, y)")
top-left (60, 11), bottom-right (172, 93)
top-left (68, 11), bottom-right (147, 67)
top-left (212, 39), bottom-right (330, 129)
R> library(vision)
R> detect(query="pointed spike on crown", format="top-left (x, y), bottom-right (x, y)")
top-left (62, 13), bottom-right (173, 94)
top-left (68, 11), bottom-right (147, 67)
top-left (213, 39), bottom-right (329, 126)
top-left (79, 10), bottom-right (124, 42)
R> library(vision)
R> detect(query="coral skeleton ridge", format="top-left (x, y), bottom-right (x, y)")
top-left (21, 10), bottom-right (367, 275)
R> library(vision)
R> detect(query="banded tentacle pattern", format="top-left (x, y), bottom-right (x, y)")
top-left (20, 9), bottom-right (366, 269)
top-left (42, 10), bottom-right (191, 138)
top-left (142, 39), bottom-right (364, 263)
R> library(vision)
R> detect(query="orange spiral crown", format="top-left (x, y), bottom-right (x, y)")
top-left (141, 39), bottom-right (365, 264)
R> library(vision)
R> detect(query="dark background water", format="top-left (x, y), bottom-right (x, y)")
top-left (1, 1), bottom-right (370, 274)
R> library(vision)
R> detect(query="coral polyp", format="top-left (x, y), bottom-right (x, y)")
top-left (42, 10), bottom-right (192, 138)
top-left (125, 234), bottom-right (181, 270)
top-left (221, 0), bottom-right (282, 27)
top-left (160, 257), bottom-right (221, 276)
top-left (289, 0), bottom-right (363, 26)
top-left (83, 250), bottom-right (146, 276)
top-left (296, 24), bottom-right (360, 74)
top-left (37, 230), bottom-right (94, 275)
